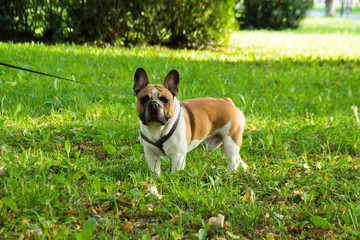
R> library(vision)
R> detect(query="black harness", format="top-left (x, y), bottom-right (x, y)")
top-left (140, 103), bottom-right (183, 154)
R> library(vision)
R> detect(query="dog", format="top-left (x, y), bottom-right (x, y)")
top-left (133, 68), bottom-right (247, 176)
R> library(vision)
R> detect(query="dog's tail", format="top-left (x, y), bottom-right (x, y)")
top-left (224, 97), bottom-right (245, 131)
top-left (224, 97), bottom-right (235, 105)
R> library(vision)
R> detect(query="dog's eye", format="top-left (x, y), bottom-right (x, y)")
top-left (159, 97), bottom-right (169, 105)
top-left (140, 95), bottom-right (150, 105)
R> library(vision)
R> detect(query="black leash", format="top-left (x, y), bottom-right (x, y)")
top-left (0, 62), bottom-right (136, 96)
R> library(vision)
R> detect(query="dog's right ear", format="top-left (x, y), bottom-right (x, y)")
top-left (133, 68), bottom-right (150, 94)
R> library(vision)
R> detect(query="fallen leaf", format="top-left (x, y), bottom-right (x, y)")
top-left (1, 145), bottom-right (10, 153)
top-left (209, 214), bottom-right (225, 228)
top-left (169, 212), bottom-right (181, 223)
top-left (151, 234), bottom-right (161, 240)
top-left (146, 203), bottom-right (154, 212)
top-left (0, 166), bottom-right (4, 177)
top-left (21, 219), bottom-right (30, 227)
top-left (145, 184), bottom-right (162, 199)
top-left (89, 206), bottom-right (99, 216)
top-left (117, 197), bottom-right (126, 204)
top-left (121, 222), bottom-right (131, 233)
top-left (66, 210), bottom-right (75, 215)
top-left (293, 190), bottom-right (303, 197)
top-left (295, 213), bottom-right (305, 219)
top-left (274, 212), bottom-right (284, 219)
top-left (26, 229), bottom-right (43, 238)
top-left (266, 233), bottom-right (277, 239)
top-left (242, 187), bottom-right (255, 203)
top-left (214, 236), bottom-right (226, 240)
top-left (100, 201), bottom-right (111, 208)
top-left (303, 163), bottom-right (310, 169)
top-left (226, 231), bottom-right (241, 239)
top-left (223, 221), bottom-right (231, 231)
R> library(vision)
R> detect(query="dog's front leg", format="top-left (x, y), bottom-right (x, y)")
top-left (170, 153), bottom-right (187, 173)
top-left (144, 149), bottom-right (161, 176)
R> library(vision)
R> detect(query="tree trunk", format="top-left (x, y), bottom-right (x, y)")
top-left (325, 0), bottom-right (336, 17)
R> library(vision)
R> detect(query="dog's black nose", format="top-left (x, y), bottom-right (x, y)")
top-left (148, 101), bottom-right (159, 111)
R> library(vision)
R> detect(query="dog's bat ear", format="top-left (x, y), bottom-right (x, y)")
top-left (134, 68), bottom-right (150, 94)
top-left (163, 69), bottom-right (180, 97)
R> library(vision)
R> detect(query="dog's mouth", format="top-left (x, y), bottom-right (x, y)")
top-left (140, 113), bottom-right (168, 125)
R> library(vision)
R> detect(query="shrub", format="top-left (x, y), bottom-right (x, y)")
top-left (163, 0), bottom-right (236, 48)
top-left (235, 0), bottom-right (313, 30)
top-left (0, 0), bottom-right (70, 40)
top-left (0, 0), bottom-right (236, 48)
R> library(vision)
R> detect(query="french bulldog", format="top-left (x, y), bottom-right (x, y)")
top-left (133, 68), bottom-right (247, 176)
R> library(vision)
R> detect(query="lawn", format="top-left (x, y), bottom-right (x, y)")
top-left (0, 17), bottom-right (359, 239)
top-left (313, 4), bottom-right (360, 15)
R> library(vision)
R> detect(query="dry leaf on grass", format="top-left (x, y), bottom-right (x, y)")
top-left (209, 214), bottom-right (225, 228)
top-left (66, 210), bottom-right (75, 215)
top-left (169, 212), bottom-right (181, 223)
top-left (145, 184), bottom-right (162, 199)
top-left (121, 222), bottom-right (131, 233)
top-left (0, 145), bottom-right (10, 153)
top-left (146, 203), bottom-right (154, 212)
top-left (89, 206), bottom-right (99, 216)
top-left (0, 166), bottom-right (5, 177)
top-left (226, 231), bottom-right (241, 239)
top-left (223, 221), bottom-right (231, 231)
top-left (214, 237), bottom-right (226, 240)
top-left (293, 190), bottom-right (303, 197)
top-left (266, 233), bottom-right (277, 240)
top-left (100, 201), bottom-right (111, 208)
top-left (25, 229), bottom-right (43, 238)
top-left (242, 187), bottom-right (255, 203)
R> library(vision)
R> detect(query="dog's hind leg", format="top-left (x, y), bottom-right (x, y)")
top-left (222, 136), bottom-right (247, 175)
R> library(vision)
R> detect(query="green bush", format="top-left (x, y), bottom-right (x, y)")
top-left (0, 0), bottom-right (70, 40)
top-left (235, 0), bottom-right (313, 30)
top-left (0, 0), bottom-right (236, 48)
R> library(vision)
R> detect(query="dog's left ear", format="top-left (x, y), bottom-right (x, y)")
top-left (163, 69), bottom-right (180, 97)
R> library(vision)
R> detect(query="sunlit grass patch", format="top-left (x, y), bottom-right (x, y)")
top-left (300, 16), bottom-right (360, 33)
top-left (229, 17), bottom-right (360, 61)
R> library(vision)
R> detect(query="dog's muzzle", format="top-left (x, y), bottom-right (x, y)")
top-left (148, 101), bottom-right (160, 114)
top-left (141, 101), bottom-right (168, 125)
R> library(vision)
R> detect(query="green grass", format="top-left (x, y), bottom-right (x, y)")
top-left (0, 17), bottom-right (359, 239)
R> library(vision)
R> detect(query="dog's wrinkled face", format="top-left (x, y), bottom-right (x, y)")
top-left (134, 68), bottom-right (179, 125)
top-left (136, 85), bottom-right (173, 125)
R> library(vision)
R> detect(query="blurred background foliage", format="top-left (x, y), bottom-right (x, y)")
top-left (235, 0), bottom-right (313, 30)
top-left (0, 0), bottom-right (312, 48)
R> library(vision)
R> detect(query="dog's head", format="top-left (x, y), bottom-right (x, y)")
top-left (133, 68), bottom-right (179, 125)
